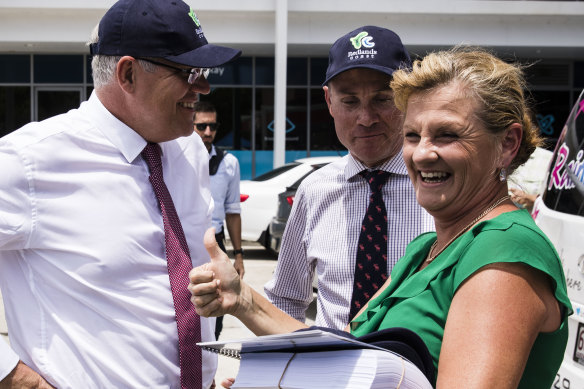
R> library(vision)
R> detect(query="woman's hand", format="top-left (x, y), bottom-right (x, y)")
top-left (189, 228), bottom-right (243, 318)
top-left (189, 228), bottom-right (309, 336)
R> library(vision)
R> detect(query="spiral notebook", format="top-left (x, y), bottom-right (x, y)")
top-left (197, 328), bottom-right (388, 359)
top-left (198, 330), bottom-right (433, 389)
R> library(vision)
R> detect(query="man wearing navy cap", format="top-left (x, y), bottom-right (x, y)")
top-left (0, 0), bottom-right (240, 387)
top-left (264, 26), bottom-right (434, 330)
top-left (187, 27), bottom-right (437, 389)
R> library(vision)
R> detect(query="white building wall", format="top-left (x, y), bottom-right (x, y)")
top-left (0, 1), bottom-right (583, 59)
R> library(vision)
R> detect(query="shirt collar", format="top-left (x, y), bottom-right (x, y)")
top-left (209, 144), bottom-right (217, 159)
top-left (344, 149), bottom-right (410, 181)
top-left (82, 92), bottom-right (148, 163)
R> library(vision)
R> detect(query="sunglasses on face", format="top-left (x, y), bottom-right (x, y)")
top-left (136, 57), bottom-right (210, 84)
top-left (194, 122), bottom-right (219, 131)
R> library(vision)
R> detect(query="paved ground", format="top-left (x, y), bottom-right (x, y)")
top-left (0, 241), bottom-right (315, 387)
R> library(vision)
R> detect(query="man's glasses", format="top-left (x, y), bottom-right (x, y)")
top-left (136, 57), bottom-right (210, 84)
top-left (195, 122), bottom-right (219, 131)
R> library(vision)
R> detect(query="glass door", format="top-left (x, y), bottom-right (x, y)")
top-left (35, 87), bottom-right (83, 121)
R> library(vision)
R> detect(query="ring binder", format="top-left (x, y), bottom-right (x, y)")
top-left (201, 345), bottom-right (242, 359)
top-left (198, 329), bottom-right (434, 389)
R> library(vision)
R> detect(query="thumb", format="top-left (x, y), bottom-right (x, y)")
top-left (204, 227), bottom-right (226, 264)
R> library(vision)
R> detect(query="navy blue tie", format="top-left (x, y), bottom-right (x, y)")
top-left (350, 170), bottom-right (390, 320)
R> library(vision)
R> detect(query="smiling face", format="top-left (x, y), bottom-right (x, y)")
top-left (133, 58), bottom-right (211, 143)
top-left (324, 68), bottom-right (403, 167)
top-left (402, 82), bottom-right (505, 221)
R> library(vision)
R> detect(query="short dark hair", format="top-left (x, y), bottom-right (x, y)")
top-left (193, 101), bottom-right (217, 116)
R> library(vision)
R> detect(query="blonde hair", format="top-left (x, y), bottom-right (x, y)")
top-left (391, 46), bottom-right (542, 173)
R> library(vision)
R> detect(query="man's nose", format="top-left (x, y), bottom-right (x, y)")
top-left (190, 76), bottom-right (211, 95)
top-left (356, 105), bottom-right (378, 127)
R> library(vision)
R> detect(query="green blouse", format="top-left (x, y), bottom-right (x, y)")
top-left (351, 209), bottom-right (572, 388)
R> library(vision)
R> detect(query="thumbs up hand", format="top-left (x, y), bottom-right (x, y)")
top-left (190, 230), bottom-right (305, 336)
top-left (189, 228), bottom-right (242, 317)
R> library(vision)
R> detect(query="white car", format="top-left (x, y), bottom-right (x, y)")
top-left (239, 156), bottom-right (342, 250)
top-left (532, 89), bottom-right (584, 388)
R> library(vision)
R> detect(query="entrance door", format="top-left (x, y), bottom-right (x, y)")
top-left (35, 87), bottom-right (83, 121)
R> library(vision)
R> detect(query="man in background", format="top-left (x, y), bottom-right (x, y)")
top-left (264, 26), bottom-right (434, 330)
top-left (194, 101), bottom-right (244, 340)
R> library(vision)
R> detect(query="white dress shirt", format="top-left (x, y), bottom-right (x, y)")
top-left (0, 92), bottom-right (216, 388)
top-left (264, 153), bottom-right (435, 330)
top-left (208, 145), bottom-right (241, 232)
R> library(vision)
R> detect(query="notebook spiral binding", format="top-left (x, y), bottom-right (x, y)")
top-left (200, 346), bottom-right (242, 360)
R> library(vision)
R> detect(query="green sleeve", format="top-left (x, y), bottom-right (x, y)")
top-left (453, 223), bottom-right (572, 317)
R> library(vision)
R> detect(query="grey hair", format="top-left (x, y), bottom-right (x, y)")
top-left (87, 23), bottom-right (158, 88)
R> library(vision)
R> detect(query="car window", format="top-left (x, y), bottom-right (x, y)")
top-left (541, 90), bottom-right (584, 216)
top-left (286, 163), bottom-right (330, 190)
top-left (252, 162), bottom-right (301, 182)
top-left (287, 171), bottom-right (314, 191)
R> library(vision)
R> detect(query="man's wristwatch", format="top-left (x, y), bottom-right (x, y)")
top-left (233, 248), bottom-right (244, 256)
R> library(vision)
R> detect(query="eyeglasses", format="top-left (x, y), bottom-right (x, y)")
top-left (136, 57), bottom-right (210, 84)
top-left (195, 122), bottom-right (219, 131)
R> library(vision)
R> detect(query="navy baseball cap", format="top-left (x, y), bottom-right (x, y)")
top-left (89, 0), bottom-right (241, 68)
top-left (323, 26), bottom-right (411, 86)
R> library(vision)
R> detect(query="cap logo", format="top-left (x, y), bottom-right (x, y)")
top-left (188, 8), bottom-right (201, 27)
top-left (347, 31), bottom-right (377, 61)
top-left (188, 7), bottom-right (205, 38)
top-left (349, 31), bottom-right (375, 50)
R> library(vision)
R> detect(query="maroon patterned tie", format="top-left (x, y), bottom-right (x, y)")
top-left (349, 170), bottom-right (390, 320)
top-left (142, 143), bottom-right (202, 389)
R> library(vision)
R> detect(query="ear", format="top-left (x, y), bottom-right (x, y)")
top-left (323, 85), bottom-right (333, 116)
top-left (116, 56), bottom-right (138, 94)
top-left (500, 123), bottom-right (522, 168)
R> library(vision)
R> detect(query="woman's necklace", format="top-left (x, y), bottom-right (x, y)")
top-left (424, 195), bottom-right (511, 264)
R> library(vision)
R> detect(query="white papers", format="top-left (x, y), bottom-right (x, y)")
top-left (198, 330), bottom-right (433, 389)
top-left (232, 349), bottom-right (432, 389)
